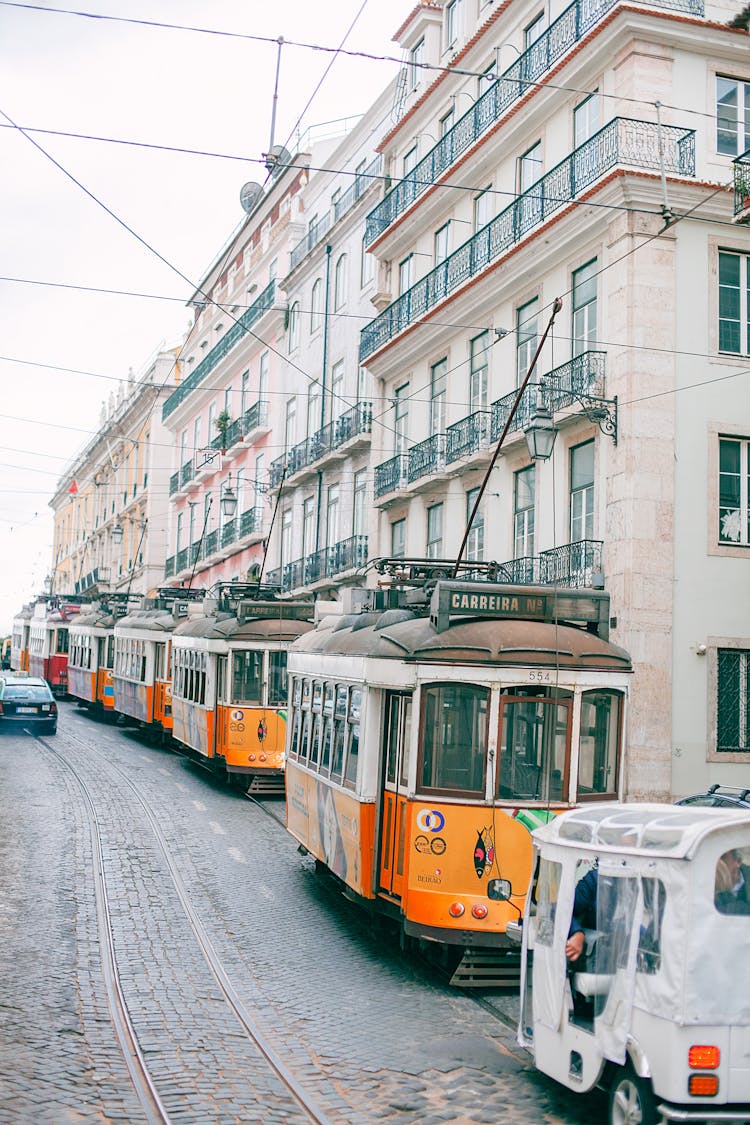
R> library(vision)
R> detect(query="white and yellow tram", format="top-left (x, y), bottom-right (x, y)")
top-left (170, 585), bottom-right (314, 791)
top-left (68, 597), bottom-right (131, 716)
top-left (285, 566), bottom-right (632, 981)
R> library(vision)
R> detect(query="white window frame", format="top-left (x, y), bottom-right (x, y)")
top-left (716, 76), bottom-right (750, 157)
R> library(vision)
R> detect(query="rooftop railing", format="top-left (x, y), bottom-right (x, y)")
top-left (290, 156), bottom-right (382, 271)
top-left (162, 280), bottom-right (276, 420)
top-left (365, 0), bottom-right (703, 245)
top-left (360, 118), bottom-right (695, 361)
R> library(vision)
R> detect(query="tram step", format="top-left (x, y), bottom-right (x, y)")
top-left (246, 776), bottom-right (285, 796)
top-left (450, 949), bottom-right (521, 989)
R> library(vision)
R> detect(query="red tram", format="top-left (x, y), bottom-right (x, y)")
top-left (170, 584), bottom-right (314, 791)
top-left (28, 597), bottom-right (82, 696)
top-left (285, 562), bottom-right (633, 983)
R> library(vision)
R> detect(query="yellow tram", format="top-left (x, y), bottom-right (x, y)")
top-left (68, 597), bottom-right (131, 716)
top-left (285, 562), bottom-right (633, 982)
top-left (170, 584), bottom-right (314, 791)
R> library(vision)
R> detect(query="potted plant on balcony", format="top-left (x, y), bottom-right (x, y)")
top-left (215, 409), bottom-right (232, 453)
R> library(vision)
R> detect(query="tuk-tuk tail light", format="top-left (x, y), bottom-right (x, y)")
top-left (688, 1074), bottom-right (719, 1097)
top-left (688, 1045), bottom-right (720, 1069)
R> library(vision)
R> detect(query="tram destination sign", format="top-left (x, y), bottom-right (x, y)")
top-left (430, 581), bottom-right (609, 635)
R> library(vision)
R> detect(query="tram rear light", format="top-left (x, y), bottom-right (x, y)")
top-left (688, 1074), bottom-right (718, 1097)
top-left (259, 754), bottom-right (267, 762)
top-left (688, 1046), bottom-right (720, 1069)
top-left (448, 902), bottom-right (465, 918)
top-left (248, 754), bottom-right (256, 761)
top-left (471, 903), bottom-right (489, 920)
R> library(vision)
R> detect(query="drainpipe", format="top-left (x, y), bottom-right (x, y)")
top-left (314, 244), bottom-right (333, 555)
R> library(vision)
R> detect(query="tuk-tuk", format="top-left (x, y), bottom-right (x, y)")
top-left (513, 803), bottom-right (750, 1124)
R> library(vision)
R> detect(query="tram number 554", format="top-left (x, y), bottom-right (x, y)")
top-left (528, 670), bottom-right (551, 682)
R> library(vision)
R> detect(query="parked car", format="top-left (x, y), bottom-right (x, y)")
top-left (0, 675), bottom-right (58, 734)
top-left (676, 783), bottom-right (750, 809)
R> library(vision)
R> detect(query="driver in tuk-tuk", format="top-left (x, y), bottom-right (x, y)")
top-left (715, 848), bottom-right (750, 914)
top-left (565, 863), bottom-right (599, 966)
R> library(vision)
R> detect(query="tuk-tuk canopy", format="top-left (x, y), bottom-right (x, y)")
top-left (531, 804), bottom-right (750, 1026)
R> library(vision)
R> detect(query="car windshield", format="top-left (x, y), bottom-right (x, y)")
top-left (3, 686), bottom-right (51, 702)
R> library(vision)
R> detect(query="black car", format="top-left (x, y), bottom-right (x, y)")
top-left (0, 675), bottom-right (58, 734)
top-left (676, 783), bottom-right (750, 809)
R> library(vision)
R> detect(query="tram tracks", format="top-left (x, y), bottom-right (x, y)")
top-left (37, 724), bottom-right (338, 1125)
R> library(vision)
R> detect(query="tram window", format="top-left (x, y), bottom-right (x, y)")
top-left (331, 686), bottom-right (349, 780)
top-left (320, 684), bottom-right (335, 773)
top-left (344, 688), bottom-right (361, 787)
top-left (302, 678), bottom-right (312, 709)
top-left (578, 691), bottom-right (621, 798)
top-left (268, 651), bottom-right (287, 706)
top-left (309, 715), bottom-right (321, 767)
top-left (289, 708), bottom-right (302, 758)
top-left (498, 697), bottom-right (569, 802)
top-left (420, 683), bottom-right (488, 794)
top-left (217, 655), bottom-right (228, 702)
top-left (233, 650), bottom-right (263, 704)
top-left (292, 676), bottom-right (302, 709)
top-left (107, 636), bottom-right (114, 669)
top-left (300, 712), bottom-right (312, 761)
top-left (56, 629), bottom-right (69, 655)
top-left (312, 680), bottom-right (323, 713)
top-left (155, 643), bottom-right (165, 681)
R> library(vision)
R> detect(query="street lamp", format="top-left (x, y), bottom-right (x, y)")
top-left (220, 474), bottom-right (238, 519)
top-left (112, 523), bottom-right (124, 544)
top-left (524, 400), bottom-right (557, 461)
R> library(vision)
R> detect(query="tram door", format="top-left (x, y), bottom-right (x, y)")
top-left (378, 691), bottom-right (412, 899)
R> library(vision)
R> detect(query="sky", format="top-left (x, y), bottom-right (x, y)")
top-left (0, 0), bottom-right (413, 634)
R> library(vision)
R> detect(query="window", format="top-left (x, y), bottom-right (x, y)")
top-left (331, 360), bottom-right (345, 420)
top-left (716, 77), bottom-right (750, 157)
top-left (268, 257), bottom-right (278, 282)
top-left (719, 250), bottom-right (750, 355)
top-left (466, 487), bottom-right (484, 562)
top-left (193, 416), bottom-right (202, 451)
top-left (578, 690), bottom-right (622, 797)
top-left (430, 358), bottom-right (447, 433)
top-left (302, 496), bottom-right (316, 558)
top-left (477, 62), bottom-right (496, 97)
top-left (403, 145), bottom-right (418, 178)
top-left (434, 222), bottom-right (450, 265)
top-left (307, 381), bottom-right (321, 438)
top-left (334, 254), bottom-right (348, 310)
top-left (356, 365), bottom-right (369, 404)
top-left (572, 259), bottom-right (598, 356)
top-left (516, 297), bottom-right (539, 384)
top-left (254, 453), bottom-right (265, 511)
top-left (268, 652), bottom-right (287, 706)
top-left (474, 185), bottom-right (493, 231)
top-left (288, 301), bottom-right (300, 350)
top-left (285, 397), bottom-right (297, 449)
top-left (426, 503), bottom-right (443, 558)
top-left (233, 650), bottom-right (263, 705)
top-left (718, 649), bottom-right (750, 752)
top-left (353, 469), bottom-right (367, 536)
top-left (360, 237), bottom-right (374, 287)
top-left (310, 278), bottom-right (322, 332)
top-left (240, 370), bottom-right (250, 416)
top-left (326, 485), bottom-right (339, 548)
top-left (446, 0), bottom-right (461, 48)
top-left (408, 38), bottom-right (424, 90)
top-left (394, 383), bottom-right (409, 454)
top-left (719, 437), bottom-right (750, 544)
top-left (176, 511), bottom-right (184, 552)
top-left (208, 401), bottom-right (217, 439)
top-left (570, 441), bottom-right (595, 541)
top-left (280, 508), bottom-right (292, 566)
top-left (574, 92), bottom-right (599, 148)
top-left (518, 141), bottom-right (542, 193)
top-left (514, 465), bottom-right (535, 557)
top-left (524, 11), bottom-right (545, 48)
top-left (421, 682), bottom-right (487, 793)
top-left (391, 518), bottom-right (406, 558)
top-left (399, 255), bottom-right (413, 295)
top-left (259, 351), bottom-right (269, 403)
top-left (440, 108), bottom-right (455, 137)
top-left (498, 695), bottom-right (570, 801)
top-left (469, 331), bottom-right (489, 412)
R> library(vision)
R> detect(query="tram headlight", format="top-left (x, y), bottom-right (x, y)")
top-left (448, 902), bottom-right (465, 918)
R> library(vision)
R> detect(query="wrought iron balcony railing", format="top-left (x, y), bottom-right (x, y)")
top-left (360, 118), bottom-right (695, 361)
top-left (493, 540), bottom-right (603, 588)
top-left (239, 506), bottom-right (262, 538)
top-left (165, 555), bottom-right (175, 578)
top-left (290, 156), bottom-right (382, 270)
top-left (221, 520), bottom-right (237, 549)
top-left (374, 453), bottom-right (409, 498)
top-left (269, 402), bottom-right (372, 488)
top-left (733, 149), bottom-right (750, 220)
top-left (163, 280), bottom-right (276, 420)
top-left (491, 350), bottom-right (609, 441)
top-left (204, 529), bottom-right (219, 558)
top-left (408, 433), bottom-right (445, 483)
top-left (365, 0), bottom-right (702, 245)
top-left (169, 471), bottom-right (179, 496)
top-left (446, 410), bottom-right (490, 463)
top-left (180, 459), bottom-right (195, 489)
top-left (280, 535), bottom-right (369, 592)
top-left (265, 567), bottom-right (281, 587)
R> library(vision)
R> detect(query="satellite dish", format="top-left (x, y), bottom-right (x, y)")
top-left (239, 181), bottom-right (263, 215)
top-left (264, 145), bottom-right (291, 177)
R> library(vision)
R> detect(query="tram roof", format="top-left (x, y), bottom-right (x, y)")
top-left (116, 609), bottom-right (182, 633)
top-left (70, 608), bottom-right (117, 629)
top-left (533, 802), bottom-right (750, 859)
top-left (172, 614), bottom-right (314, 643)
top-left (291, 611), bottom-right (632, 671)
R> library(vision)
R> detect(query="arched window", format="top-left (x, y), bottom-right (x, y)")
top-left (310, 278), bottom-right (322, 331)
top-left (334, 254), bottom-right (348, 310)
top-left (288, 301), bottom-right (300, 350)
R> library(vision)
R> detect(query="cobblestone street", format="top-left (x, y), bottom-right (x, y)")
top-left (0, 704), bottom-right (607, 1123)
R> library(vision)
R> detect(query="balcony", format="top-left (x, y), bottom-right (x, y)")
top-left (165, 555), bottom-right (175, 578)
top-left (162, 280), bottom-right (277, 420)
top-left (733, 149), bottom-right (750, 224)
top-left (375, 352), bottom-right (609, 499)
top-left (73, 566), bottom-right (110, 595)
top-left (365, 0), bottom-right (703, 246)
top-left (269, 402), bottom-right (372, 488)
top-left (492, 540), bottom-right (603, 588)
top-left (279, 535), bottom-right (369, 592)
top-left (289, 156), bottom-right (382, 271)
top-left (360, 118), bottom-right (695, 362)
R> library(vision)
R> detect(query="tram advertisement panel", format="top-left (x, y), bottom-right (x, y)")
top-left (286, 761), bottom-right (376, 899)
top-left (69, 667), bottom-right (96, 703)
top-left (114, 678), bottom-right (151, 723)
top-left (405, 802), bottom-right (537, 933)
